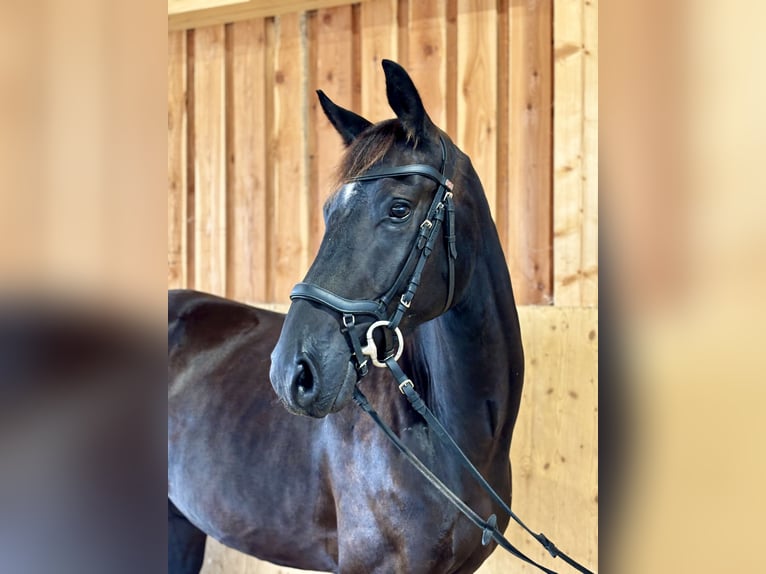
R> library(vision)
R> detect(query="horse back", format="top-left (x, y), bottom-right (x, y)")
top-left (169, 290), bottom-right (283, 368)
top-left (169, 288), bottom-right (277, 346)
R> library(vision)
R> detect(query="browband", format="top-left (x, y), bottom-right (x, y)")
top-left (349, 163), bottom-right (452, 190)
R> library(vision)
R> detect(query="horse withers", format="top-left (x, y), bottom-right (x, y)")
top-left (168, 60), bottom-right (524, 574)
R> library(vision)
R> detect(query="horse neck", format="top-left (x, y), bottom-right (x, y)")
top-left (406, 217), bottom-right (524, 464)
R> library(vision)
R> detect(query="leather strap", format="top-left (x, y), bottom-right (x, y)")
top-left (388, 198), bottom-right (447, 330)
top-left (382, 357), bottom-right (595, 574)
top-left (350, 163), bottom-right (451, 188)
top-left (291, 137), bottom-right (457, 335)
top-left (353, 386), bottom-right (558, 574)
top-left (290, 283), bottom-right (386, 319)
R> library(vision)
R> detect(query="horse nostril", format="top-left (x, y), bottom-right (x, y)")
top-left (295, 359), bottom-right (312, 391)
top-left (292, 357), bottom-right (317, 407)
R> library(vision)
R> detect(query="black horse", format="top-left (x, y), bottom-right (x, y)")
top-left (168, 60), bottom-right (525, 574)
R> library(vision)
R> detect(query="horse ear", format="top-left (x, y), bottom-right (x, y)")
top-left (317, 90), bottom-right (372, 146)
top-left (382, 59), bottom-right (432, 140)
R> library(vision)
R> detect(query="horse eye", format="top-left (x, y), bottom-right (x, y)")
top-left (389, 202), bottom-right (411, 220)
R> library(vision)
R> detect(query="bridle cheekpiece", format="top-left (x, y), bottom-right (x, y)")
top-left (289, 135), bottom-right (457, 380)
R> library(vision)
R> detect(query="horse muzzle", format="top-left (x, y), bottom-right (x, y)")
top-left (270, 302), bottom-right (358, 418)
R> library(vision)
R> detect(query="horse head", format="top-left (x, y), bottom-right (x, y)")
top-left (270, 60), bottom-right (488, 417)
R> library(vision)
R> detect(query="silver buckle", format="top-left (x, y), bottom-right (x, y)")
top-left (400, 294), bottom-right (412, 308)
top-left (398, 379), bottom-right (414, 394)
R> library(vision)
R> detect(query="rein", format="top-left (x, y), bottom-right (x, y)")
top-left (290, 136), bottom-right (594, 574)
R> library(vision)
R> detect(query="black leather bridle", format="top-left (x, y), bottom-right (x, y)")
top-left (291, 135), bottom-right (457, 377)
top-left (289, 136), bottom-right (594, 574)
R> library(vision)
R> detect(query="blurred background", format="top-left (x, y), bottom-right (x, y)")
top-left (0, 0), bottom-right (165, 311)
top-left (0, 1), bottom-right (166, 573)
top-left (0, 0), bottom-right (765, 572)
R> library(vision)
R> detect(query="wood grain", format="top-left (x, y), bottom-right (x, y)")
top-left (456, 0), bottom-right (498, 218)
top-left (581, 0), bottom-right (598, 306)
top-left (267, 13), bottom-right (308, 302)
top-left (309, 5), bottom-right (354, 256)
top-left (360, 0), bottom-right (398, 122)
top-left (168, 1), bottom-right (598, 304)
top-left (553, 0), bottom-right (598, 305)
top-left (168, 31), bottom-right (187, 289)
top-left (193, 25), bottom-right (227, 295)
top-left (406, 0), bottom-right (447, 128)
top-left (226, 19), bottom-right (268, 302)
top-left (506, 0), bottom-right (553, 304)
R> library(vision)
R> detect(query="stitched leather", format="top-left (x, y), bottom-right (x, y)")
top-left (350, 163), bottom-right (450, 187)
top-left (290, 283), bottom-right (386, 319)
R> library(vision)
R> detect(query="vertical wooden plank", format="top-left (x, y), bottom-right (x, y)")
top-left (186, 30), bottom-right (197, 288)
top-left (268, 13), bottom-right (308, 302)
top-left (263, 18), bottom-right (279, 301)
top-left (193, 25), bottom-right (227, 296)
top-left (360, 0), bottom-right (398, 121)
top-left (552, 0), bottom-right (581, 305)
top-left (582, 0), bottom-right (598, 305)
top-left (351, 3), bottom-right (362, 113)
top-left (227, 19), bottom-right (268, 303)
top-left (310, 5), bottom-right (353, 255)
top-left (396, 0), bottom-right (409, 70)
top-left (456, 0), bottom-right (498, 218)
top-left (495, 0), bottom-right (510, 272)
top-left (168, 31), bottom-right (187, 289)
top-left (406, 0), bottom-right (447, 128)
top-left (506, 0), bottom-right (553, 304)
top-left (554, 0), bottom-right (597, 305)
top-left (445, 0), bottom-right (458, 137)
top-left (306, 10), bottom-right (319, 259)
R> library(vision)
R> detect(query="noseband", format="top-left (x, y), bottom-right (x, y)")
top-left (290, 135), bottom-right (457, 378)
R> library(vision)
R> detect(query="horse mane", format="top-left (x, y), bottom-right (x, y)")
top-left (335, 119), bottom-right (415, 186)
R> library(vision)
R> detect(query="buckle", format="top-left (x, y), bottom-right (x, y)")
top-left (400, 293), bottom-right (412, 309)
top-left (420, 219), bottom-right (433, 231)
top-left (398, 379), bottom-right (414, 394)
top-left (481, 514), bottom-right (497, 546)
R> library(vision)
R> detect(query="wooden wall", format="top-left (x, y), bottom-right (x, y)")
top-left (167, 0), bottom-right (598, 306)
top-left (167, 0), bottom-right (598, 572)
